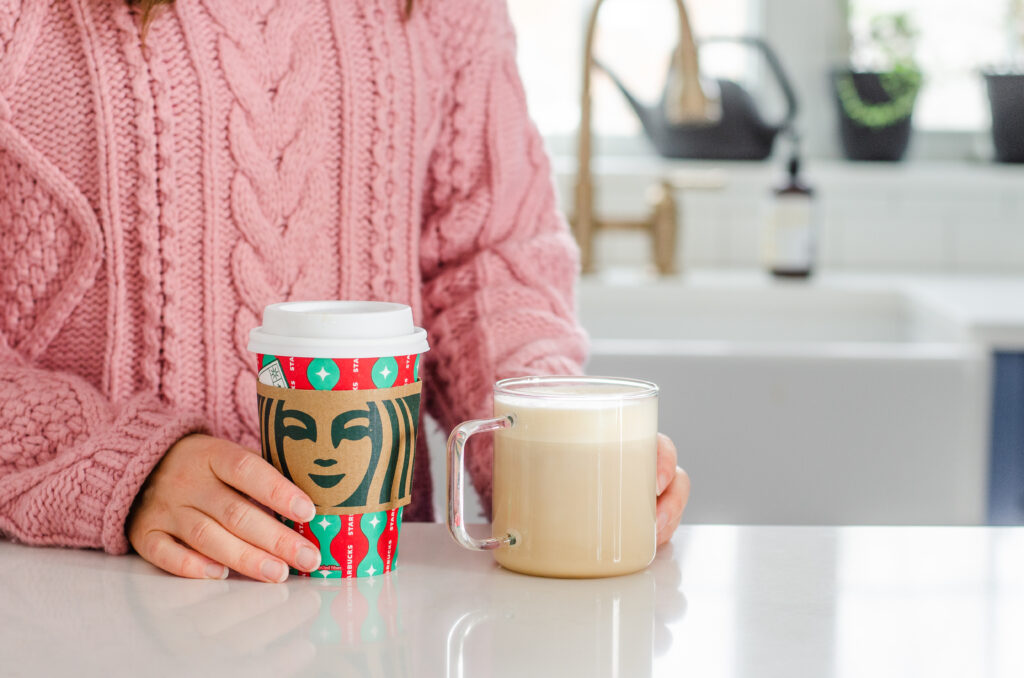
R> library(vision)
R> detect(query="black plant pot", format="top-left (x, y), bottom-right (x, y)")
top-left (832, 71), bottom-right (914, 162)
top-left (984, 73), bottom-right (1024, 163)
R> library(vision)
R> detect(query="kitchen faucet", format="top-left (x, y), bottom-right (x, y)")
top-left (572, 0), bottom-right (723, 275)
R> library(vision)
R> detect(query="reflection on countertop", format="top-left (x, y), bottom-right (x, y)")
top-left (3, 524), bottom-right (1024, 677)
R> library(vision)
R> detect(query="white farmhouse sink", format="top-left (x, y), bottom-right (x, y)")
top-left (579, 277), bottom-right (988, 526)
top-left (580, 284), bottom-right (968, 346)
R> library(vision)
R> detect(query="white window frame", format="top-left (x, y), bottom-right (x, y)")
top-left (533, 0), bottom-right (992, 162)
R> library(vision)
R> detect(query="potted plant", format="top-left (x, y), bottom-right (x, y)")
top-left (833, 11), bottom-right (922, 161)
top-left (983, 0), bottom-right (1024, 163)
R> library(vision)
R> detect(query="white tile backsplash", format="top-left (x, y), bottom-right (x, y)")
top-left (592, 229), bottom-right (649, 269)
top-left (721, 215), bottom-right (762, 267)
top-left (817, 213), bottom-right (847, 267)
top-left (841, 215), bottom-right (950, 269)
top-left (951, 220), bottom-right (1024, 271)
top-left (554, 159), bottom-right (1024, 273)
top-left (680, 205), bottom-right (722, 267)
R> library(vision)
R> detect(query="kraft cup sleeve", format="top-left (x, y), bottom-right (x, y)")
top-left (256, 381), bottom-right (421, 514)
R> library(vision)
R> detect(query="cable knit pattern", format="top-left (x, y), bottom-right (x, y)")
top-left (0, 0), bottom-right (587, 552)
top-left (353, 0), bottom-right (403, 300)
top-left (418, 1), bottom-right (588, 510)
top-left (0, 0), bottom-right (44, 117)
top-left (0, 153), bottom-right (80, 346)
top-left (145, 12), bottom-right (206, 414)
top-left (199, 0), bottom-right (336, 442)
top-left (112, 4), bottom-right (162, 394)
top-left (0, 361), bottom-right (206, 552)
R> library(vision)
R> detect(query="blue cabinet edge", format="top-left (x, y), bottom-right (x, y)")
top-left (989, 352), bottom-right (1024, 525)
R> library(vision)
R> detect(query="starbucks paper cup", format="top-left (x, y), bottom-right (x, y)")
top-left (248, 301), bottom-right (428, 579)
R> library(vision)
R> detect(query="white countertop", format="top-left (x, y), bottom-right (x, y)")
top-left (899, 276), bottom-right (1024, 351)
top-left (4, 524), bottom-right (1024, 678)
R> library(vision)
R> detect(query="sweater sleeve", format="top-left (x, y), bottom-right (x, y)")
top-left (0, 0), bottom-right (209, 555)
top-left (419, 2), bottom-right (589, 514)
top-left (0, 347), bottom-right (208, 554)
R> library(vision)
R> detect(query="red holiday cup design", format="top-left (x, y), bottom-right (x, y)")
top-left (259, 354), bottom-right (421, 391)
top-left (257, 352), bottom-right (422, 579)
top-left (378, 508), bottom-right (401, 573)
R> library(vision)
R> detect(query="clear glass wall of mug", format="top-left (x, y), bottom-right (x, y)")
top-left (447, 376), bottom-right (659, 578)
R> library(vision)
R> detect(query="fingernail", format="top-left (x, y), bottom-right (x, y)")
top-left (296, 546), bottom-right (321, 573)
top-left (657, 511), bottom-right (669, 533)
top-left (291, 496), bottom-right (316, 523)
top-left (658, 470), bottom-right (671, 494)
top-left (261, 559), bottom-right (288, 583)
top-left (205, 563), bottom-right (229, 580)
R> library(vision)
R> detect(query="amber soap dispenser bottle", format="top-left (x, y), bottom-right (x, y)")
top-left (764, 154), bottom-right (816, 278)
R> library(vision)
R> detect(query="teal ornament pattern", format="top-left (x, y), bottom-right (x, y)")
top-left (310, 591), bottom-right (343, 643)
top-left (310, 514), bottom-right (342, 570)
top-left (371, 357), bottom-right (399, 388)
top-left (359, 511), bottom-right (387, 577)
top-left (307, 358), bottom-right (341, 390)
top-left (358, 577), bottom-right (386, 642)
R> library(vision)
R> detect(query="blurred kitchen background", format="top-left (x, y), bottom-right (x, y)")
top-left (431, 0), bottom-right (1024, 527)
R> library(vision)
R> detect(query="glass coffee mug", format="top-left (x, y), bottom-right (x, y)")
top-left (446, 376), bottom-right (659, 578)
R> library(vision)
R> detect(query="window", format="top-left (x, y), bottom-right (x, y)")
top-left (508, 0), bottom-right (754, 139)
top-left (846, 0), bottom-right (1015, 131)
top-left (508, 1), bottom-right (1013, 157)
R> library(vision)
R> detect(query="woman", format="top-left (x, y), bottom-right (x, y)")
top-left (0, 0), bottom-right (689, 582)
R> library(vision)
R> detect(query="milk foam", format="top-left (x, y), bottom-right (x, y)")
top-left (494, 393), bottom-right (657, 444)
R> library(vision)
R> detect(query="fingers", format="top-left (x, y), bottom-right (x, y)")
top-left (176, 506), bottom-right (291, 583)
top-left (137, 530), bottom-right (229, 580)
top-left (656, 433), bottom-right (678, 495)
top-left (210, 444), bottom-right (316, 524)
top-left (654, 624), bottom-right (675, 657)
top-left (211, 488), bottom-right (321, 574)
top-left (656, 467), bottom-right (690, 547)
top-left (655, 433), bottom-right (688, 546)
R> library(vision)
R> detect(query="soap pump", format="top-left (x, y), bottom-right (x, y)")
top-left (764, 146), bottom-right (816, 278)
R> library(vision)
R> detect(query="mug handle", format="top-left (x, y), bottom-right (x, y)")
top-left (447, 415), bottom-right (517, 551)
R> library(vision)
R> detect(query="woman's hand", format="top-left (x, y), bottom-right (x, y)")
top-left (127, 434), bottom-right (322, 582)
top-left (656, 433), bottom-right (690, 546)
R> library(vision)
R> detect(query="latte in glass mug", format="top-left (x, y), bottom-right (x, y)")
top-left (447, 376), bottom-right (659, 578)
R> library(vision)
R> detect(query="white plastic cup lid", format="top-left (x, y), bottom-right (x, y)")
top-left (247, 301), bottom-right (429, 359)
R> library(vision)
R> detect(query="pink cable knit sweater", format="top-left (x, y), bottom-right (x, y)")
top-left (0, 0), bottom-right (587, 555)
